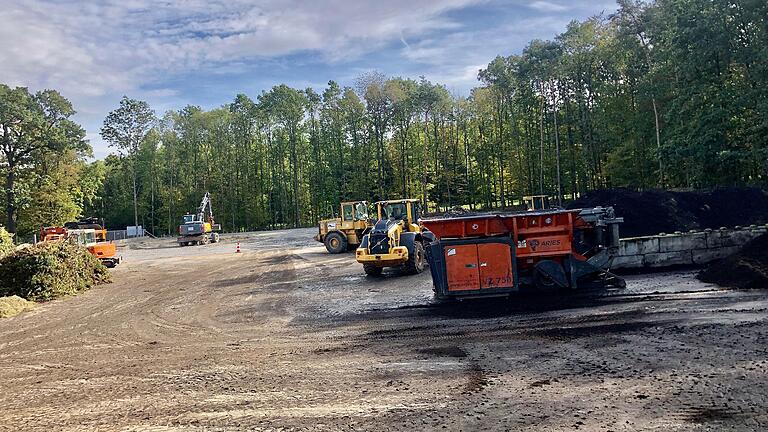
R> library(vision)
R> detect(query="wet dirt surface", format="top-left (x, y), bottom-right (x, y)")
top-left (1, 228), bottom-right (767, 431)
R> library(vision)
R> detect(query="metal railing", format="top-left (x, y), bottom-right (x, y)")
top-left (106, 230), bottom-right (128, 241)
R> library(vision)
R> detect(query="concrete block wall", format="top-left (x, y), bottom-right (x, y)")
top-left (612, 225), bottom-right (768, 269)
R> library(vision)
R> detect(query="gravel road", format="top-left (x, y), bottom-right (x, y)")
top-left (1, 228), bottom-right (766, 431)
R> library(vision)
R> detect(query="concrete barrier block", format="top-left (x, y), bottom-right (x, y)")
top-left (644, 250), bottom-right (693, 267)
top-left (706, 230), bottom-right (731, 248)
top-left (692, 247), bottom-right (739, 265)
top-left (619, 237), bottom-right (660, 256)
top-left (611, 254), bottom-right (644, 269)
top-left (707, 229), bottom-right (762, 248)
top-left (659, 233), bottom-right (706, 252)
top-left (728, 229), bottom-right (762, 246)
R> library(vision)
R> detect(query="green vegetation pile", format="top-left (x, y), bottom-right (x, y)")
top-left (0, 227), bottom-right (14, 258)
top-left (0, 241), bottom-right (112, 301)
top-left (0, 296), bottom-right (35, 318)
top-left (698, 234), bottom-right (768, 289)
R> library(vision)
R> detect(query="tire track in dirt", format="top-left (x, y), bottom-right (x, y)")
top-left (2, 229), bottom-right (768, 431)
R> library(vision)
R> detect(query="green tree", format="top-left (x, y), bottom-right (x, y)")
top-left (100, 96), bottom-right (155, 228)
top-left (0, 85), bottom-right (87, 233)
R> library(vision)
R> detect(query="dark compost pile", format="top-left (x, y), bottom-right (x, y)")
top-left (568, 187), bottom-right (768, 238)
top-left (698, 234), bottom-right (768, 289)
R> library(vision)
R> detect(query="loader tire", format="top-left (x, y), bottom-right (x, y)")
top-left (364, 264), bottom-right (383, 277)
top-left (324, 232), bottom-right (347, 254)
top-left (403, 241), bottom-right (426, 275)
top-left (211, 233), bottom-right (220, 243)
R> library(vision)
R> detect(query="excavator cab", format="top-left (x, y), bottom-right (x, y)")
top-left (67, 229), bottom-right (98, 247)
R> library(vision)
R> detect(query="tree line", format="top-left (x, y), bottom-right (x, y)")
top-left (1, 0), bottom-right (766, 236)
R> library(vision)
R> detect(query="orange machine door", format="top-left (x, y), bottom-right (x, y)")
top-left (445, 245), bottom-right (480, 291)
top-left (478, 243), bottom-right (514, 289)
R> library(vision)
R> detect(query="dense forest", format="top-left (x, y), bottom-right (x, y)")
top-left (1, 0), bottom-right (767, 236)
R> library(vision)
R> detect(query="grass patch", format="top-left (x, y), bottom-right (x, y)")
top-left (0, 241), bottom-right (112, 302)
top-left (0, 295), bottom-right (35, 318)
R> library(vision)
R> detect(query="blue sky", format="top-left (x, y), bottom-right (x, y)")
top-left (1, 0), bottom-right (617, 159)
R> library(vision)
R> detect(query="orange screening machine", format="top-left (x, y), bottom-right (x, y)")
top-left (421, 207), bottom-right (625, 300)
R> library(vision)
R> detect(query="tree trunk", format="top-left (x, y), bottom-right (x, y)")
top-left (132, 169), bottom-right (139, 229)
top-left (422, 111), bottom-right (429, 212)
top-left (5, 167), bottom-right (16, 233)
top-left (539, 100), bottom-right (545, 195)
top-left (553, 105), bottom-right (562, 207)
top-left (651, 97), bottom-right (663, 186)
top-left (151, 174), bottom-right (155, 235)
top-left (291, 129), bottom-right (300, 228)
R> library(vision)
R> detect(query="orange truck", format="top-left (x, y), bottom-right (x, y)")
top-left (40, 218), bottom-right (122, 267)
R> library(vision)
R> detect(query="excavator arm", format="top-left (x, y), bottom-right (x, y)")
top-left (196, 192), bottom-right (214, 223)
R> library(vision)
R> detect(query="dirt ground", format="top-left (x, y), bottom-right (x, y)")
top-left (1, 228), bottom-right (767, 431)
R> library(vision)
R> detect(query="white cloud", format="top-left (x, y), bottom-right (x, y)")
top-left (400, 16), bottom-right (574, 91)
top-left (0, 0), bottom-right (482, 99)
top-left (528, 1), bottom-right (571, 12)
top-left (1, 0), bottom-right (487, 155)
top-left (1, 0), bottom-right (616, 157)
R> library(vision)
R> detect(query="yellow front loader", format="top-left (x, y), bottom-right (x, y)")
top-left (315, 201), bottom-right (372, 253)
top-left (355, 199), bottom-right (436, 276)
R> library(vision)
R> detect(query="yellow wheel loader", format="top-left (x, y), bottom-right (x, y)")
top-left (355, 199), bottom-right (436, 276)
top-left (315, 201), bottom-right (372, 253)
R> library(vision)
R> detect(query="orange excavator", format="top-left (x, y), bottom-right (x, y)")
top-left (39, 218), bottom-right (122, 267)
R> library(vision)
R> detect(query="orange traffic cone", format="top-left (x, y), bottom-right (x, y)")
top-left (236, 242), bottom-right (241, 253)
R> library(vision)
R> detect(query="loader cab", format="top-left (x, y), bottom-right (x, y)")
top-left (375, 199), bottom-right (422, 229)
top-left (338, 201), bottom-right (369, 231)
top-left (341, 201), bottom-right (369, 224)
top-left (523, 195), bottom-right (551, 211)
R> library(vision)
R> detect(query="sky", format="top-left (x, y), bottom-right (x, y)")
top-left (1, 0), bottom-right (617, 159)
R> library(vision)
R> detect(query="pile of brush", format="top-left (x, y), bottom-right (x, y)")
top-left (0, 227), bottom-right (13, 258)
top-left (0, 241), bottom-right (112, 302)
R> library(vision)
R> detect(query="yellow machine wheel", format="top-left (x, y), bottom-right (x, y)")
top-left (363, 264), bottom-right (383, 276)
top-left (324, 232), bottom-right (347, 254)
top-left (403, 241), bottom-right (426, 275)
